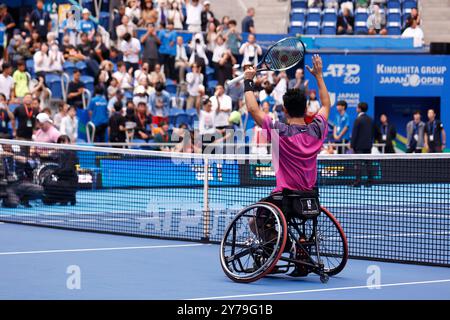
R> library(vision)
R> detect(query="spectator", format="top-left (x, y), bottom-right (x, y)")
top-left (241, 7), bottom-right (256, 34)
top-left (109, 101), bottom-right (127, 144)
top-left (225, 78), bottom-right (244, 111)
top-left (107, 77), bottom-right (120, 100)
top-left (88, 86), bottom-right (109, 142)
top-left (33, 112), bottom-right (61, 143)
top-left (149, 63), bottom-right (167, 86)
top-left (0, 62), bottom-right (14, 101)
top-left (125, 0), bottom-right (141, 25)
top-left (324, 0), bottom-right (339, 9)
top-left (158, 21), bottom-right (177, 80)
top-left (174, 36), bottom-right (189, 83)
top-left (116, 14), bottom-right (137, 41)
top-left (189, 32), bottom-right (209, 73)
top-left (67, 69), bottom-right (85, 109)
top-left (206, 22), bottom-right (219, 56)
top-left (337, 7), bottom-right (354, 35)
top-left (186, 63), bottom-right (204, 110)
top-left (134, 62), bottom-right (153, 88)
top-left (367, 4), bottom-right (387, 35)
top-left (217, 16), bottom-right (231, 34)
top-left (272, 72), bottom-right (288, 106)
top-left (140, 0), bottom-right (158, 27)
top-left (113, 61), bottom-right (133, 91)
top-left (288, 68), bottom-right (309, 92)
top-left (201, 1), bottom-right (218, 32)
top-left (33, 42), bottom-right (51, 78)
top-left (120, 32), bottom-right (141, 72)
top-left (356, 0), bottom-right (370, 8)
top-left (375, 113), bottom-right (396, 153)
top-left (239, 34), bottom-right (262, 67)
top-left (61, 11), bottom-right (78, 46)
top-left (53, 103), bottom-right (69, 130)
top-left (401, 17), bottom-right (424, 48)
top-left (402, 8), bottom-right (420, 32)
top-left (149, 83), bottom-right (171, 126)
top-left (0, 4), bottom-right (16, 41)
top-left (141, 23), bottom-right (161, 72)
top-left (185, 0), bottom-right (203, 32)
top-left (333, 100), bottom-right (350, 154)
top-left (351, 102), bottom-right (374, 187)
top-left (199, 98), bottom-right (216, 136)
top-left (59, 106), bottom-right (78, 143)
top-left (133, 85), bottom-right (149, 107)
top-left (0, 93), bottom-right (15, 139)
top-left (29, 0), bottom-right (51, 41)
top-left (156, 1), bottom-right (169, 26)
top-left (93, 33), bottom-right (110, 63)
top-left (406, 111), bottom-right (425, 153)
top-left (111, 5), bottom-right (127, 41)
top-left (107, 90), bottom-right (127, 114)
top-left (308, 0), bottom-right (323, 8)
top-left (424, 109), bottom-right (446, 153)
top-left (13, 94), bottom-right (39, 140)
top-left (134, 101), bottom-right (152, 141)
top-left (224, 20), bottom-right (242, 56)
top-left (167, 1), bottom-right (185, 30)
top-left (153, 122), bottom-right (170, 151)
top-left (48, 37), bottom-right (65, 73)
top-left (210, 85), bottom-right (232, 130)
top-left (77, 8), bottom-right (96, 41)
top-left (12, 60), bottom-right (30, 99)
top-left (306, 90), bottom-right (320, 117)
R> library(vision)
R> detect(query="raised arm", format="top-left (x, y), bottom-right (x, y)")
top-left (306, 54), bottom-right (330, 121)
top-left (243, 66), bottom-right (265, 127)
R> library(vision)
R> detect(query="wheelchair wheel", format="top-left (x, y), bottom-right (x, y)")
top-left (292, 207), bottom-right (348, 277)
top-left (220, 202), bottom-right (288, 283)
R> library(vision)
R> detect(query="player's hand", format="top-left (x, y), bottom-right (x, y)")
top-left (243, 65), bottom-right (256, 80)
top-left (306, 54), bottom-right (323, 79)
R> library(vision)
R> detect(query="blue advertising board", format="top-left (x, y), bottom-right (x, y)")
top-left (304, 53), bottom-right (450, 145)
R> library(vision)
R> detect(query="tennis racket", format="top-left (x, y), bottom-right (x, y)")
top-left (227, 37), bottom-right (306, 85)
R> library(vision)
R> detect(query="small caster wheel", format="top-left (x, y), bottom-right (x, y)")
top-left (320, 274), bottom-right (329, 284)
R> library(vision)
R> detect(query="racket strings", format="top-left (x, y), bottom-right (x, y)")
top-left (265, 39), bottom-right (305, 71)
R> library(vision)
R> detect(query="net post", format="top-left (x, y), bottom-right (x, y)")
top-left (202, 156), bottom-right (210, 242)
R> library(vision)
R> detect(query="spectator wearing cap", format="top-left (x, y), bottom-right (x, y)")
top-left (88, 86), bottom-right (109, 142)
top-left (109, 101), bottom-right (127, 145)
top-left (120, 32), bottom-right (141, 72)
top-left (185, 0), bottom-right (203, 33)
top-left (29, 0), bottom-right (51, 41)
top-left (201, 1), bottom-right (218, 32)
top-left (59, 106), bottom-right (78, 144)
top-left (210, 85), bottom-right (232, 130)
top-left (406, 111), bottom-right (425, 153)
top-left (0, 4), bottom-right (16, 41)
top-left (67, 69), bottom-right (85, 109)
top-left (141, 23), bottom-right (161, 72)
top-left (133, 85), bottom-right (150, 108)
top-left (424, 109), bottom-right (446, 153)
top-left (13, 94), bottom-right (39, 140)
top-left (0, 62), bottom-right (14, 101)
top-left (186, 63), bottom-right (204, 110)
top-left (157, 20), bottom-right (177, 80)
top-left (149, 83), bottom-right (171, 126)
top-left (333, 100), bottom-right (350, 154)
top-left (174, 36), bottom-right (189, 83)
top-left (241, 7), bottom-right (256, 34)
top-left (33, 112), bottom-right (61, 143)
top-left (77, 8), bottom-right (96, 41)
top-left (375, 113), bottom-right (396, 153)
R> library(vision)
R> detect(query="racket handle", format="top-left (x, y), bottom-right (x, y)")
top-left (227, 74), bottom-right (246, 86)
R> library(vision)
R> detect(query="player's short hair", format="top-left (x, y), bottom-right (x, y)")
top-left (283, 89), bottom-right (307, 118)
top-left (358, 102), bottom-right (368, 112)
top-left (337, 100), bottom-right (347, 109)
top-left (413, 110), bottom-right (421, 115)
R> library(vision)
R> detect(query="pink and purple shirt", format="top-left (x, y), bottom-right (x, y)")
top-left (262, 114), bottom-right (328, 192)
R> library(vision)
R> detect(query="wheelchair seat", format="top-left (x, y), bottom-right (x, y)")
top-left (280, 189), bottom-right (321, 220)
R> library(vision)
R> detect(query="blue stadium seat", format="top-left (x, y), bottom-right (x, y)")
top-left (291, 12), bottom-right (305, 22)
top-left (355, 7), bottom-right (369, 22)
top-left (402, 8), bottom-right (412, 21)
top-left (354, 21), bottom-right (368, 35)
top-left (402, 0), bottom-right (417, 10)
top-left (8, 104), bottom-right (20, 113)
top-left (207, 80), bottom-right (218, 90)
top-left (169, 109), bottom-right (183, 127)
top-left (289, 21), bottom-right (304, 34)
top-left (307, 8), bottom-right (321, 22)
top-left (387, 21), bottom-right (401, 35)
top-left (46, 74), bottom-right (64, 100)
top-left (166, 83), bottom-right (177, 95)
top-left (63, 61), bottom-right (77, 75)
top-left (388, 8), bottom-right (402, 23)
top-left (75, 61), bottom-right (88, 75)
top-left (175, 112), bottom-right (191, 128)
top-left (80, 76), bottom-right (95, 93)
top-left (291, 0), bottom-right (307, 9)
top-left (387, 0), bottom-right (401, 9)
top-left (323, 8), bottom-right (337, 23)
top-left (305, 21), bottom-right (321, 35)
top-left (186, 108), bottom-right (198, 127)
top-left (322, 22), bottom-right (337, 35)
top-left (99, 12), bottom-right (110, 30)
top-left (124, 91), bottom-right (133, 101)
top-left (26, 59), bottom-right (34, 77)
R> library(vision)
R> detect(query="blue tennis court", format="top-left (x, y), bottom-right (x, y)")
top-left (1, 222), bottom-right (450, 300)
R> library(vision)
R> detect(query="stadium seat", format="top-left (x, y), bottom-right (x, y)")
top-left (207, 80), bottom-right (218, 90)
top-left (402, 8), bottom-right (412, 22)
top-left (186, 108), bottom-right (198, 127)
top-left (289, 21), bottom-right (304, 34)
top-left (291, 0), bottom-right (307, 9)
top-left (387, 0), bottom-right (401, 9)
top-left (80, 76), bottom-right (95, 93)
top-left (26, 59), bottom-right (35, 77)
top-left (388, 8), bottom-right (401, 23)
top-left (355, 7), bottom-right (369, 22)
top-left (305, 21), bottom-right (321, 35)
top-left (46, 74), bottom-right (64, 100)
top-left (354, 21), bottom-right (368, 35)
top-left (63, 61), bottom-right (77, 75)
top-left (169, 109), bottom-right (183, 127)
top-left (322, 22), bottom-right (337, 35)
top-left (402, 0), bottom-right (417, 10)
top-left (323, 8), bottom-right (337, 23)
top-left (8, 104), bottom-right (20, 113)
top-left (291, 11), bottom-right (305, 22)
top-left (166, 83), bottom-right (177, 95)
top-left (75, 61), bottom-right (88, 75)
top-left (387, 21), bottom-right (401, 35)
top-left (307, 8), bottom-right (321, 22)
top-left (175, 112), bottom-right (191, 128)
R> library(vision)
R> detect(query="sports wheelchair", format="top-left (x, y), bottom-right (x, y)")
top-left (220, 189), bottom-right (348, 283)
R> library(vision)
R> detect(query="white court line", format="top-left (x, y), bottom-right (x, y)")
top-left (189, 279), bottom-right (450, 300)
top-left (0, 243), bottom-right (208, 256)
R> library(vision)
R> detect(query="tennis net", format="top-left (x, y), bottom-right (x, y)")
top-left (1, 139), bottom-right (449, 267)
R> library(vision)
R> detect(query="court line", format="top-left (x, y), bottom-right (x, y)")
top-left (189, 279), bottom-right (450, 300)
top-left (0, 243), bottom-right (208, 256)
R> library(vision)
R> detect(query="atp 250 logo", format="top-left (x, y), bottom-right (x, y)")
top-left (323, 64), bottom-right (361, 84)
